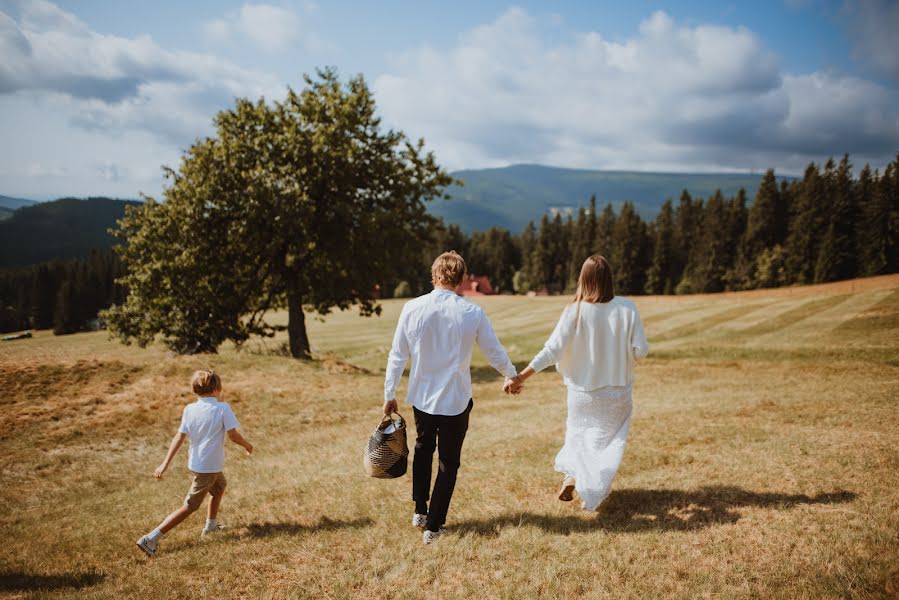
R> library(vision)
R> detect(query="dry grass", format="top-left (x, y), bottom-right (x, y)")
top-left (1, 277), bottom-right (897, 599)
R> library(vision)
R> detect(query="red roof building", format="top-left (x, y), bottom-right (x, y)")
top-left (459, 274), bottom-right (494, 296)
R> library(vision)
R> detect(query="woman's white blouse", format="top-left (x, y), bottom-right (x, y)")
top-left (528, 296), bottom-right (649, 391)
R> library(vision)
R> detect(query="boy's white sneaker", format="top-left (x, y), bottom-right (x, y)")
top-left (412, 513), bottom-right (428, 529)
top-left (136, 534), bottom-right (158, 557)
top-left (200, 524), bottom-right (225, 538)
top-left (422, 527), bottom-right (447, 545)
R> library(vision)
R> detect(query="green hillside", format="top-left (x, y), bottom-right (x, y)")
top-left (0, 197), bottom-right (139, 268)
top-left (437, 164), bottom-right (791, 232)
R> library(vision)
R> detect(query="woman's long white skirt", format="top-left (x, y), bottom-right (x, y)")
top-left (554, 384), bottom-right (632, 511)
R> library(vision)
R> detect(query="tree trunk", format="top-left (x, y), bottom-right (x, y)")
top-left (286, 274), bottom-right (311, 359)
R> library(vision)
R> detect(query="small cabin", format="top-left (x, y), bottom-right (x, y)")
top-left (459, 275), bottom-right (494, 296)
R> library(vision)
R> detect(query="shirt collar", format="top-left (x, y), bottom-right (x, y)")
top-left (431, 288), bottom-right (458, 296)
top-left (197, 396), bottom-right (218, 403)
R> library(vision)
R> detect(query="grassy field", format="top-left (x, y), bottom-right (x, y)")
top-left (1, 275), bottom-right (898, 599)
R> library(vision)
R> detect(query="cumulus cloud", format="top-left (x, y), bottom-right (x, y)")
top-left (0, 0), bottom-right (283, 146)
top-left (374, 8), bottom-right (899, 173)
top-left (202, 3), bottom-right (320, 52)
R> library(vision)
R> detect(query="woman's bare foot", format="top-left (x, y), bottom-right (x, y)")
top-left (558, 476), bottom-right (576, 501)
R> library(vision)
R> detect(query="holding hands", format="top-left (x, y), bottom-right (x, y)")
top-left (503, 375), bottom-right (524, 395)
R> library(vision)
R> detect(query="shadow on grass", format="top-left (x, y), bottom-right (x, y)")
top-left (240, 516), bottom-right (373, 538)
top-left (0, 571), bottom-right (105, 592)
top-left (454, 486), bottom-right (856, 537)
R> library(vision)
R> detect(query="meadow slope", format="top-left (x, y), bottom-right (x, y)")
top-left (1, 275), bottom-right (898, 599)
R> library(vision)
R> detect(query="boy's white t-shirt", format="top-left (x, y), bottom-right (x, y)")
top-left (178, 397), bottom-right (240, 473)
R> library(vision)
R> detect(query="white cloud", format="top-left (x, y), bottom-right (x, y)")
top-left (238, 4), bottom-right (298, 51)
top-left (373, 8), bottom-right (899, 174)
top-left (0, 0), bottom-right (284, 147)
top-left (203, 18), bottom-right (230, 43)
top-left (202, 3), bottom-right (318, 52)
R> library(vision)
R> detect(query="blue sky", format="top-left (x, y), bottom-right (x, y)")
top-left (1, 0), bottom-right (897, 199)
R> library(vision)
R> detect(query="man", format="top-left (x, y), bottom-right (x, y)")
top-left (383, 251), bottom-right (522, 544)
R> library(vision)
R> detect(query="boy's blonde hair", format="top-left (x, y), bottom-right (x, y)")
top-left (431, 251), bottom-right (466, 288)
top-left (191, 370), bottom-right (221, 396)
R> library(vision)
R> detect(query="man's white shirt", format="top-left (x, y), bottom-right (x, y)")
top-left (384, 288), bottom-right (517, 416)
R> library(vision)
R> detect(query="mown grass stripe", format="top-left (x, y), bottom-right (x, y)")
top-left (831, 288), bottom-right (899, 337)
top-left (650, 302), bottom-right (770, 343)
top-left (736, 294), bottom-right (852, 338)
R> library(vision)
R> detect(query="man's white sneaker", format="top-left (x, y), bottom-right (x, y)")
top-left (200, 524), bottom-right (225, 538)
top-left (412, 513), bottom-right (428, 529)
top-left (136, 534), bottom-right (158, 557)
top-left (422, 528), bottom-right (447, 545)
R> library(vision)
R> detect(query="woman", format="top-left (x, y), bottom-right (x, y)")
top-left (515, 255), bottom-right (648, 510)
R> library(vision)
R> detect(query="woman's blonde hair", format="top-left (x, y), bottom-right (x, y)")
top-left (191, 369), bottom-right (221, 396)
top-left (431, 251), bottom-right (467, 288)
top-left (572, 255), bottom-right (615, 325)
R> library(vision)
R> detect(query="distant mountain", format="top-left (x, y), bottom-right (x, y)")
top-left (0, 207), bottom-right (12, 221)
top-left (0, 197), bottom-right (140, 268)
top-left (435, 164), bottom-right (791, 232)
top-left (0, 195), bottom-right (37, 211)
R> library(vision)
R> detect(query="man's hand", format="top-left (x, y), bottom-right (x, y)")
top-left (154, 463), bottom-right (167, 479)
top-left (243, 442), bottom-right (254, 456)
top-left (503, 376), bottom-right (523, 395)
top-left (383, 399), bottom-right (398, 415)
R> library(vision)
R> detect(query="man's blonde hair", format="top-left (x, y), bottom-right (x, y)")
top-left (191, 369), bottom-right (222, 396)
top-left (431, 251), bottom-right (467, 288)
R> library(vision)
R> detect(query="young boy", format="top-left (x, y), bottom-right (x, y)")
top-left (136, 369), bottom-right (253, 557)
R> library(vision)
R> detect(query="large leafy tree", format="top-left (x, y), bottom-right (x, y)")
top-left (105, 69), bottom-right (454, 358)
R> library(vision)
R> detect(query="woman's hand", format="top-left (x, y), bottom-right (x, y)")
top-left (503, 376), bottom-right (523, 395)
top-left (383, 399), bottom-right (398, 415)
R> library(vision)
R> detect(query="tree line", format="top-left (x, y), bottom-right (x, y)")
top-left (390, 154), bottom-right (898, 297)
top-left (0, 249), bottom-right (126, 334)
top-left (1, 154), bottom-right (895, 337)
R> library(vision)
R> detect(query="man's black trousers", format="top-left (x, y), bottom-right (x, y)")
top-left (412, 399), bottom-right (473, 533)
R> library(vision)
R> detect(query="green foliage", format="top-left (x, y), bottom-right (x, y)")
top-left (610, 202), bottom-right (650, 295)
top-left (754, 244), bottom-right (788, 288)
top-left (0, 249), bottom-right (126, 334)
top-left (645, 199), bottom-right (675, 294)
top-left (815, 156), bottom-right (858, 283)
top-left (0, 198), bottom-right (139, 268)
top-left (512, 270), bottom-right (531, 294)
top-left (466, 227), bottom-right (521, 293)
top-left (392, 281), bottom-right (413, 298)
top-left (104, 68), bottom-right (454, 357)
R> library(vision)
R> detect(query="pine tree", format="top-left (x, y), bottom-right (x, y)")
top-left (735, 169), bottom-right (780, 288)
top-left (722, 189), bottom-right (748, 290)
top-left (594, 202), bottom-right (616, 257)
top-left (690, 191), bottom-right (729, 293)
top-left (610, 202), bottom-right (648, 294)
top-left (855, 164), bottom-right (885, 276)
top-left (815, 155), bottom-right (857, 282)
top-left (567, 202), bottom-right (595, 289)
top-left (516, 221), bottom-right (538, 293)
top-left (672, 190), bottom-right (701, 291)
top-left (784, 163), bottom-right (823, 284)
top-left (645, 199), bottom-right (675, 294)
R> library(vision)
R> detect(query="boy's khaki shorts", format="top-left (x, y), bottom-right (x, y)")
top-left (184, 471), bottom-right (227, 511)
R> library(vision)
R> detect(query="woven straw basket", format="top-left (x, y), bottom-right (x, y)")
top-left (363, 412), bottom-right (409, 478)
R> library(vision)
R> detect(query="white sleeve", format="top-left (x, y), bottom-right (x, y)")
top-left (178, 406), bottom-right (189, 434)
top-left (476, 310), bottom-right (517, 379)
top-left (528, 304), bottom-right (577, 373)
top-left (384, 306), bottom-right (411, 401)
top-left (631, 308), bottom-right (649, 360)
top-left (222, 403), bottom-right (240, 431)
